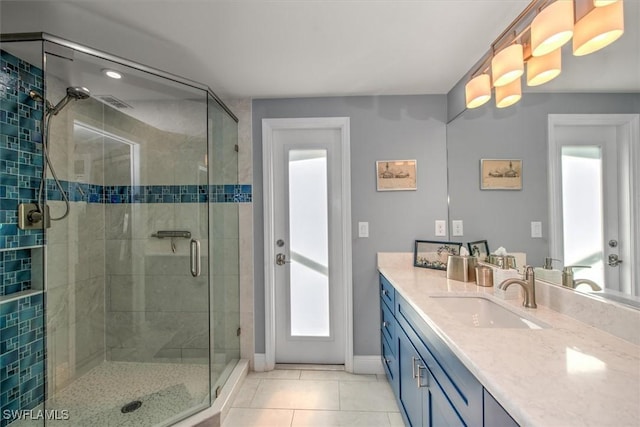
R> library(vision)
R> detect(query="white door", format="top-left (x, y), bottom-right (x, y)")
top-left (263, 118), bottom-right (352, 368)
top-left (549, 115), bottom-right (639, 295)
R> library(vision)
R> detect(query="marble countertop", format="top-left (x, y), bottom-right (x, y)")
top-left (377, 253), bottom-right (640, 427)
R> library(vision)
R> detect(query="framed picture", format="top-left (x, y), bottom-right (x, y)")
top-left (414, 240), bottom-right (463, 270)
top-left (376, 160), bottom-right (417, 191)
top-left (467, 240), bottom-right (489, 261)
top-left (480, 159), bottom-right (522, 190)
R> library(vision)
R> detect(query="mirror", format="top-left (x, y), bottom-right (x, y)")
top-left (446, 1), bottom-right (640, 307)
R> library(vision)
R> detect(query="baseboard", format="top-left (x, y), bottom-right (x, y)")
top-left (253, 353), bottom-right (267, 372)
top-left (352, 355), bottom-right (384, 375)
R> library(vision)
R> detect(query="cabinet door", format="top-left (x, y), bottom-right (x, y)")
top-left (398, 328), bottom-right (429, 426)
top-left (484, 389), bottom-right (519, 427)
top-left (428, 378), bottom-right (465, 427)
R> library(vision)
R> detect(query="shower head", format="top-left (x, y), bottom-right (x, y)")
top-left (49, 86), bottom-right (91, 116)
top-left (67, 86), bottom-right (91, 100)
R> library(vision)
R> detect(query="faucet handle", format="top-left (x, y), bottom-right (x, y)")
top-left (544, 257), bottom-right (561, 269)
top-left (562, 265), bottom-right (591, 273)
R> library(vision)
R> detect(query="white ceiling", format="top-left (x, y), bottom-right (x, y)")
top-left (1, 0), bottom-right (639, 99)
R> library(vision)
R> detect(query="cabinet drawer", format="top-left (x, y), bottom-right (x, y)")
top-left (381, 301), bottom-right (396, 349)
top-left (380, 273), bottom-right (395, 312)
top-left (381, 334), bottom-right (398, 395)
top-left (396, 294), bottom-right (483, 425)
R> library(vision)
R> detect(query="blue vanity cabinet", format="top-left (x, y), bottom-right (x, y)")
top-left (380, 274), bottom-right (399, 397)
top-left (483, 389), bottom-right (519, 427)
top-left (398, 304), bottom-right (465, 427)
top-left (379, 273), bottom-right (519, 426)
top-left (398, 325), bottom-right (428, 426)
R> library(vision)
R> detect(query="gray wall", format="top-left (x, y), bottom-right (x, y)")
top-left (252, 96), bottom-right (448, 355)
top-left (447, 92), bottom-right (640, 267)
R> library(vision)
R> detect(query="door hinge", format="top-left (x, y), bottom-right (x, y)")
top-left (237, 327), bottom-right (241, 337)
top-left (215, 386), bottom-right (222, 398)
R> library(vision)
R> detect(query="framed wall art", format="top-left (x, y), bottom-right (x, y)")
top-left (376, 160), bottom-right (417, 191)
top-left (480, 159), bottom-right (522, 190)
top-left (414, 240), bottom-right (463, 270)
top-left (467, 240), bottom-right (489, 261)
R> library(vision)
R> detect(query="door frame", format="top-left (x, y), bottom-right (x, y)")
top-left (262, 117), bottom-right (353, 371)
top-left (548, 113), bottom-right (639, 294)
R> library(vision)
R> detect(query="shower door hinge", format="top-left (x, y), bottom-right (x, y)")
top-left (234, 144), bottom-right (239, 152)
top-left (237, 327), bottom-right (241, 337)
top-left (215, 386), bottom-right (222, 398)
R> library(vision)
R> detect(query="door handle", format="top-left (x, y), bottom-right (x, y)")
top-left (608, 254), bottom-right (622, 267)
top-left (276, 253), bottom-right (290, 266)
top-left (416, 363), bottom-right (428, 388)
top-left (190, 239), bottom-right (201, 277)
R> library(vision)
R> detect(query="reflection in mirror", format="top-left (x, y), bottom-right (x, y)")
top-left (447, 1), bottom-right (639, 308)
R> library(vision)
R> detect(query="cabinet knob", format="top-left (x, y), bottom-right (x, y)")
top-left (382, 321), bottom-right (389, 328)
top-left (382, 289), bottom-right (389, 296)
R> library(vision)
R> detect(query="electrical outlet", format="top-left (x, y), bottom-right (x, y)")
top-left (452, 220), bottom-right (464, 236)
top-left (435, 220), bottom-right (447, 236)
top-left (531, 221), bottom-right (542, 238)
top-left (358, 221), bottom-right (369, 238)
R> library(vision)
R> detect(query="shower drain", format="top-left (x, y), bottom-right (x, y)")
top-left (121, 400), bottom-right (143, 414)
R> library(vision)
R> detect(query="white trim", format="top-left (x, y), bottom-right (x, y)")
top-left (548, 114), bottom-right (639, 294)
top-left (262, 117), bottom-right (353, 372)
top-left (352, 356), bottom-right (385, 375)
top-left (253, 353), bottom-right (267, 372)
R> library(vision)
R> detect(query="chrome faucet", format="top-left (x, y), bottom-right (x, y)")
top-left (498, 265), bottom-right (537, 308)
top-left (562, 266), bottom-right (602, 290)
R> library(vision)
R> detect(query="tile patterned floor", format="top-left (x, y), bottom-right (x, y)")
top-left (223, 369), bottom-right (404, 427)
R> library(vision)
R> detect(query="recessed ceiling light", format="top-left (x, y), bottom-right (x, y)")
top-left (103, 69), bottom-right (122, 79)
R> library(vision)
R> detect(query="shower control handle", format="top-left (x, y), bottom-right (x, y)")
top-left (190, 239), bottom-right (201, 277)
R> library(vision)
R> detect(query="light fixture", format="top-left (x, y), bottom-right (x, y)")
top-left (573, 0), bottom-right (624, 56)
top-left (593, 0), bottom-right (619, 6)
top-left (465, 74), bottom-right (492, 108)
top-left (527, 48), bottom-right (562, 86)
top-left (531, 0), bottom-right (574, 57)
top-left (102, 69), bottom-right (122, 79)
top-left (492, 44), bottom-right (524, 87)
top-left (496, 78), bottom-right (522, 108)
top-left (461, 0), bottom-right (624, 110)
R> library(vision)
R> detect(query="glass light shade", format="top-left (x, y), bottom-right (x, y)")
top-left (531, 0), bottom-right (574, 57)
top-left (527, 49), bottom-right (562, 86)
top-left (594, 0), bottom-right (619, 6)
top-left (492, 44), bottom-right (524, 87)
top-left (573, 0), bottom-right (624, 56)
top-left (496, 78), bottom-right (521, 108)
top-left (465, 74), bottom-right (491, 108)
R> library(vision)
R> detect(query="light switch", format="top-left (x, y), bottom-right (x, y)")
top-left (358, 221), bottom-right (369, 238)
top-left (531, 221), bottom-right (542, 238)
top-left (452, 220), bottom-right (464, 236)
top-left (435, 220), bottom-right (447, 236)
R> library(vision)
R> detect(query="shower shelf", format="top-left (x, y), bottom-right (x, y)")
top-left (0, 289), bottom-right (44, 305)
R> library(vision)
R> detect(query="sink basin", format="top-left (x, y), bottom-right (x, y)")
top-left (430, 295), bottom-right (550, 329)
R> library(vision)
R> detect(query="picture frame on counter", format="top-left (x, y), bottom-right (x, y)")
top-left (467, 240), bottom-right (489, 261)
top-left (376, 159), bottom-right (417, 191)
top-left (414, 240), bottom-right (463, 271)
top-left (480, 159), bottom-right (522, 190)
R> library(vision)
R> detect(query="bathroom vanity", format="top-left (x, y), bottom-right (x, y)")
top-left (378, 253), bottom-right (640, 427)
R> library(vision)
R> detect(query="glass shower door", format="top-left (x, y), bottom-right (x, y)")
top-left (42, 43), bottom-right (211, 426)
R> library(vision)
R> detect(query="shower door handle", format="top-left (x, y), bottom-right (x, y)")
top-left (190, 239), bottom-right (201, 277)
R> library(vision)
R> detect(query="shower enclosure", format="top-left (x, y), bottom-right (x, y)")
top-left (0, 34), bottom-right (241, 426)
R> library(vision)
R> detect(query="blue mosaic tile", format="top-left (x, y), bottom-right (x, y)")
top-left (1, 49), bottom-right (44, 251)
top-left (0, 294), bottom-right (44, 425)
